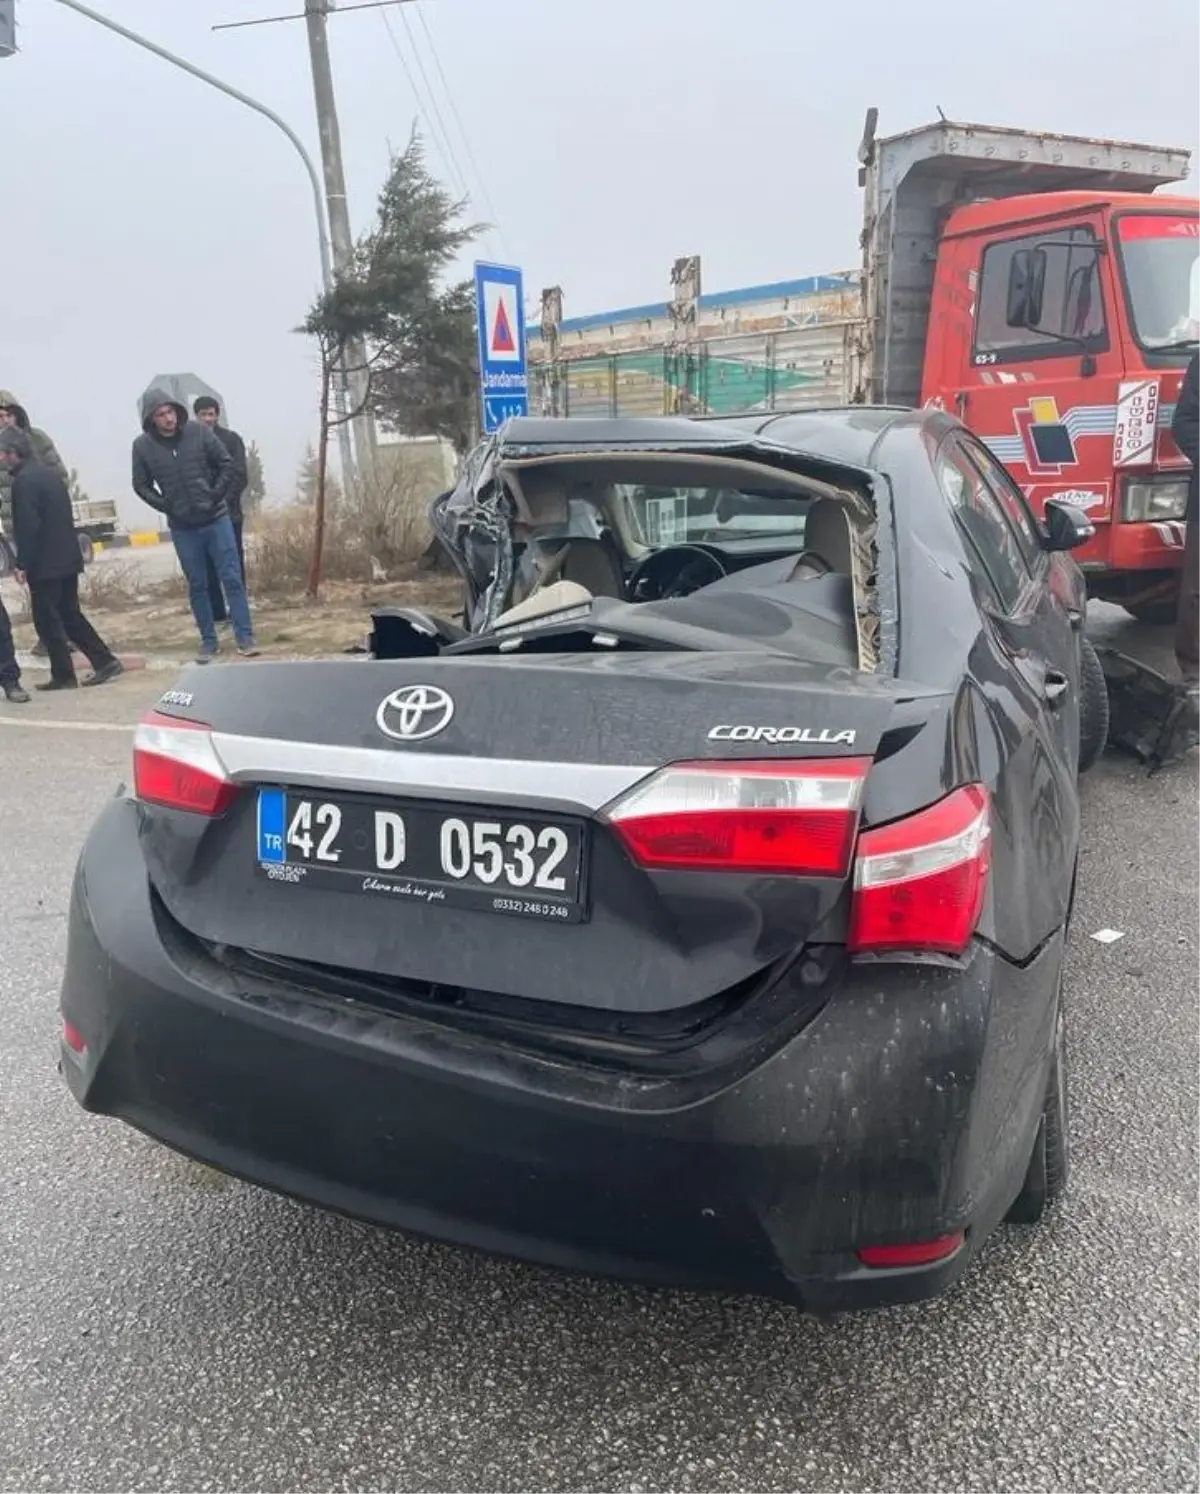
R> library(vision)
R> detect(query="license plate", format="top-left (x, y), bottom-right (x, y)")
top-left (255, 788), bottom-right (586, 922)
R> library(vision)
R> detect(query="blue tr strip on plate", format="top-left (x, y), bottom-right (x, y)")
top-left (257, 788), bottom-right (286, 863)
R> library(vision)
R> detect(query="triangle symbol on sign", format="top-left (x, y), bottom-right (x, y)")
top-left (491, 298), bottom-right (516, 354)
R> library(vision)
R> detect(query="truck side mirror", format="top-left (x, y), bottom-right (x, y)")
top-left (1042, 498), bottom-right (1095, 552)
top-left (1006, 248), bottom-right (1048, 330)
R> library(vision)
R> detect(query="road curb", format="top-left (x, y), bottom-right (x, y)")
top-left (15, 650), bottom-right (162, 674)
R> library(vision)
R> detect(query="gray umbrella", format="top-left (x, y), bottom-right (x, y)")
top-left (140, 373), bottom-right (228, 424)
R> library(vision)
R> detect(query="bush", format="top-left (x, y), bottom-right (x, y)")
top-left (250, 449), bottom-right (438, 597)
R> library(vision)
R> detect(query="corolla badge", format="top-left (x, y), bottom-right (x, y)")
top-left (376, 684), bottom-right (455, 742)
top-left (707, 724), bottom-right (857, 744)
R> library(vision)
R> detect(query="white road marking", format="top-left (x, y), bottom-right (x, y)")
top-left (0, 717), bottom-right (133, 733)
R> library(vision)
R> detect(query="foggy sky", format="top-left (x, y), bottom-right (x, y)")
top-left (5, 0), bottom-right (1198, 527)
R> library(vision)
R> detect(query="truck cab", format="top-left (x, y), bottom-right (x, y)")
top-left (859, 116), bottom-right (1198, 620)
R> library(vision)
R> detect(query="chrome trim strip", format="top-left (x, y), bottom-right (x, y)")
top-left (208, 732), bottom-right (653, 812)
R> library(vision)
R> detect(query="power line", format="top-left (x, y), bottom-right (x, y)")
top-left (413, 3), bottom-right (506, 248)
top-left (213, 1), bottom-right (418, 33)
top-left (379, 8), bottom-right (469, 205)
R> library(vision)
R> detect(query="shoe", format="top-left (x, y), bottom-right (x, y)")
top-left (3, 684), bottom-right (30, 703)
top-left (35, 677), bottom-right (78, 691)
top-left (196, 644), bottom-right (220, 665)
top-left (81, 660), bottom-right (125, 687)
top-left (237, 641), bottom-right (261, 658)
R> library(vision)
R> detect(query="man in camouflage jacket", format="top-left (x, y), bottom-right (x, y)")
top-left (0, 392), bottom-right (69, 535)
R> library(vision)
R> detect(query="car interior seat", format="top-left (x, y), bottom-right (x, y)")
top-left (793, 497), bottom-right (855, 577)
top-left (492, 580), bottom-right (596, 630)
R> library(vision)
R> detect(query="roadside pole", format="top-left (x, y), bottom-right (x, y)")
top-left (302, 0), bottom-right (378, 485)
top-left (51, 0), bottom-right (357, 489)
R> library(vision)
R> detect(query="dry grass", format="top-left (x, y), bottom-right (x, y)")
top-left (80, 558), bottom-right (157, 609)
top-left (253, 459), bottom-right (437, 597)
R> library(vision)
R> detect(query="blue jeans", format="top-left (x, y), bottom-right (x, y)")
top-left (172, 517), bottom-right (254, 652)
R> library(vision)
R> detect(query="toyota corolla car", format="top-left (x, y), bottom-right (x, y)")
top-left (60, 409), bottom-right (1106, 1311)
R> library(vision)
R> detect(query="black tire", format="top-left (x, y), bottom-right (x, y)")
top-left (1077, 635), bottom-right (1109, 774)
top-left (1122, 597), bottom-right (1177, 626)
top-left (1006, 1001), bottom-right (1069, 1225)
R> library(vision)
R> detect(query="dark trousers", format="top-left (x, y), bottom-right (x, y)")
top-left (1177, 517), bottom-right (1200, 683)
top-left (29, 574), bottom-right (117, 685)
top-left (0, 588), bottom-right (18, 688)
top-left (206, 517), bottom-right (246, 623)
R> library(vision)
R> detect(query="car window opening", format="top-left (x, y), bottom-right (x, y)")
top-left (425, 450), bottom-right (881, 674)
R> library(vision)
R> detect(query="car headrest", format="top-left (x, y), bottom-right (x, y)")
top-left (801, 498), bottom-right (854, 574)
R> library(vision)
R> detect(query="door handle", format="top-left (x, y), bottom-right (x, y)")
top-left (1042, 668), bottom-right (1070, 707)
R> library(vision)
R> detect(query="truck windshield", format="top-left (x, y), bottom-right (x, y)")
top-left (1116, 214), bottom-right (1200, 350)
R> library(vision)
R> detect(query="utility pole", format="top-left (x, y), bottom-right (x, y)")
top-left (303, 0), bottom-right (377, 483)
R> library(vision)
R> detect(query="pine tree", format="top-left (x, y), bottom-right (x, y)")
top-left (295, 443), bottom-right (340, 508)
top-left (295, 444), bottom-right (319, 506)
top-left (245, 441), bottom-right (266, 512)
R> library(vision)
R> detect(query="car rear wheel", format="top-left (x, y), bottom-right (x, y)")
top-left (1077, 635), bottom-right (1109, 774)
top-left (1006, 1000), bottom-right (1069, 1225)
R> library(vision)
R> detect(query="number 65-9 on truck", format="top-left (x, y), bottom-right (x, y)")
top-left (529, 110), bottom-right (1199, 623)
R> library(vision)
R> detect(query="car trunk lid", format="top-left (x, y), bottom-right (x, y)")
top-left (135, 657), bottom-right (942, 1014)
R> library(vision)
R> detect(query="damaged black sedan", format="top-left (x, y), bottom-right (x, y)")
top-left (60, 408), bottom-right (1106, 1311)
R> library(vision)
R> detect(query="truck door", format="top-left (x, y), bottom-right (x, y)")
top-left (949, 216), bottom-right (1122, 542)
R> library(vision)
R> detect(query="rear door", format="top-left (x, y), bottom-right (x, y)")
top-left (932, 435), bottom-right (1080, 917)
top-left (958, 429), bottom-right (1086, 717)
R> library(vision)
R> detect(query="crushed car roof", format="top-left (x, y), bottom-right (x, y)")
top-left (493, 407), bottom-right (960, 476)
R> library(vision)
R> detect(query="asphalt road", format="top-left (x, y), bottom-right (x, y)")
top-left (0, 637), bottom-right (1196, 1494)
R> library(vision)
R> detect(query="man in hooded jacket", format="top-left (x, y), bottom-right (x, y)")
top-left (132, 386), bottom-right (258, 662)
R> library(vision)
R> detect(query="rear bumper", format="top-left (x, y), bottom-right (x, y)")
top-left (60, 797), bottom-right (1064, 1311)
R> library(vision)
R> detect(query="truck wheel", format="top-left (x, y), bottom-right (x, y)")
top-left (1077, 635), bottom-right (1109, 774)
top-left (1123, 598), bottom-right (1177, 626)
top-left (1006, 999), bottom-right (1069, 1225)
top-left (77, 533), bottom-right (95, 566)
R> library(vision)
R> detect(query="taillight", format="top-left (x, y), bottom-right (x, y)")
top-left (857, 1233), bottom-right (964, 1269)
top-left (61, 1018), bottom-right (88, 1056)
top-left (848, 785), bottom-right (990, 958)
top-left (605, 758), bottom-right (870, 876)
top-left (132, 710), bottom-right (239, 817)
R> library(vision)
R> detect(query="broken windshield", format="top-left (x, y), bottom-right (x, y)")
top-left (1116, 213), bottom-right (1200, 351)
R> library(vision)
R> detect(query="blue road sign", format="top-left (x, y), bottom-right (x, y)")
top-left (474, 261), bottom-right (529, 434)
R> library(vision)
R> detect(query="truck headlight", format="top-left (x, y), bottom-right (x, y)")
top-left (1121, 476), bottom-right (1190, 522)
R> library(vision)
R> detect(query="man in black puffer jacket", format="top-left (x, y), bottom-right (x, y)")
top-left (132, 385), bottom-right (258, 663)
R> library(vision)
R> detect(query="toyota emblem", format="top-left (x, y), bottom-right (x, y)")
top-left (376, 684), bottom-right (455, 743)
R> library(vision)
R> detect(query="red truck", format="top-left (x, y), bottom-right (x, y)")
top-left (528, 112), bottom-right (1199, 621)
